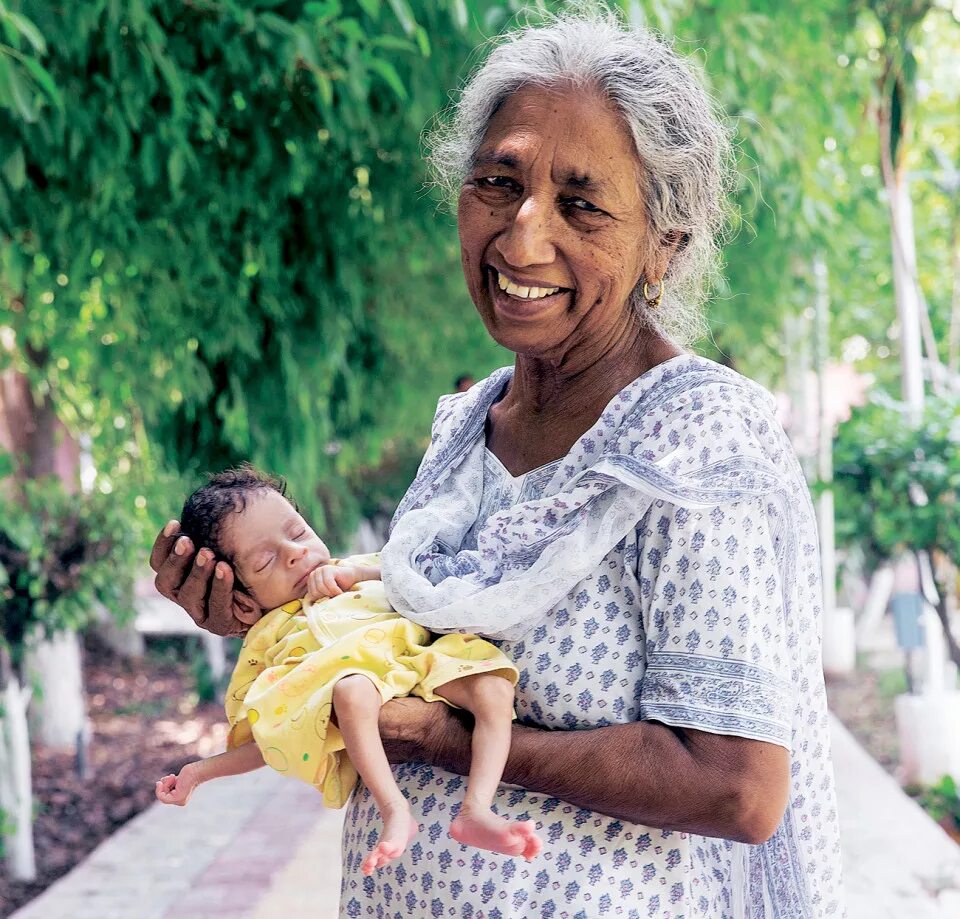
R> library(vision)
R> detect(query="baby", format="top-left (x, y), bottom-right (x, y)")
top-left (154, 466), bottom-right (542, 874)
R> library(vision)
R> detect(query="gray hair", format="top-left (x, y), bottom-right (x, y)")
top-left (428, 6), bottom-right (733, 346)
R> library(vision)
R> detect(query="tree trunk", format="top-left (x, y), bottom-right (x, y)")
top-left (949, 220), bottom-right (959, 379)
top-left (813, 253), bottom-right (836, 615)
top-left (23, 628), bottom-right (87, 751)
top-left (931, 553), bottom-right (960, 670)
top-left (0, 646), bottom-right (36, 882)
top-left (877, 73), bottom-right (925, 418)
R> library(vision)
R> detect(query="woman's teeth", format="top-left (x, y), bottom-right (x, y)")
top-left (496, 271), bottom-right (559, 300)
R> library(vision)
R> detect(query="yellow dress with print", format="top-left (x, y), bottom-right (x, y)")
top-left (224, 554), bottom-right (519, 808)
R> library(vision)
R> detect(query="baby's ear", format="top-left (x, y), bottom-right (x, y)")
top-left (232, 590), bottom-right (263, 625)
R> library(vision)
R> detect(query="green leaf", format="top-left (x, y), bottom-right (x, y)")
top-left (167, 147), bottom-right (185, 189)
top-left (22, 57), bottom-right (61, 109)
top-left (1, 145), bottom-right (25, 190)
top-left (305, 0), bottom-right (342, 20)
top-left (368, 57), bottom-right (407, 101)
top-left (450, 0), bottom-right (468, 30)
top-left (314, 70), bottom-right (333, 107)
top-left (0, 57), bottom-right (36, 122)
top-left (386, 0), bottom-right (416, 36)
top-left (372, 35), bottom-right (416, 53)
top-left (414, 25), bottom-right (430, 57)
top-left (4, 11), bottom-right (47, 55)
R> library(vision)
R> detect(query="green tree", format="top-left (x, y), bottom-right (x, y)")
top-left (831, 396), bottom-right (960, 664)
top-left (0, 0), bottom-right (507, 548)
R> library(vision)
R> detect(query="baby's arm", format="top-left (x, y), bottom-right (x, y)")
top-left (306, 561), bottom-right (381, 600)
top-left (155, 741), bottom-right (265, 806)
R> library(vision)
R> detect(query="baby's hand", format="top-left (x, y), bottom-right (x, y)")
top-left (306, 564), bottom-right (361, 600)
top-left (155, 764), bottom-right (200, 807)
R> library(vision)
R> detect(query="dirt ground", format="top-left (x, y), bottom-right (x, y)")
top-left (825, 667), bottom-right (902, 776)
top-left (0, 634), bottom-right (227, 918)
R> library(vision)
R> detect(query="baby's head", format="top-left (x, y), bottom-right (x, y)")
top-left (180, 465), bottom-right (331, 611)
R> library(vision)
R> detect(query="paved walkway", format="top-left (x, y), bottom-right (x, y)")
top-left (12, 718), bottom-right (960, 918)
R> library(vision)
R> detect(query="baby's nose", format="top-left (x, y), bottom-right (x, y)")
top-left (286, 544), bottom-right (307, 566)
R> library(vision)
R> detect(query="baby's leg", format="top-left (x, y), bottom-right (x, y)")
top-left (434, 673), bottom-right (542, 861)
top-left (332, 674), bottom-right (418, 875)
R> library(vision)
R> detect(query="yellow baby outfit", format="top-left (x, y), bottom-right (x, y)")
top-left (224, 554), bottom-right (518, 808)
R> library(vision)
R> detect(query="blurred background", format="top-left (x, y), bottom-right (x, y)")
top-left (0, 1), bottom-right (958, 915)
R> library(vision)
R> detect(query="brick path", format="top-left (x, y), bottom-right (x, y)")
top-left (12, 718), bottom-right (960, 918)
top-left (10, 768), bottom-right (343, 919)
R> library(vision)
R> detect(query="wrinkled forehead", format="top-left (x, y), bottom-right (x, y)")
top-left (475, 83), bottom-right (644, 201)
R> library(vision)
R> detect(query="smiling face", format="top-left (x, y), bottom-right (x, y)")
top-left (457, 84), bottom-right (664, 359)
top-left (221, 489), bottom-right (331, 610)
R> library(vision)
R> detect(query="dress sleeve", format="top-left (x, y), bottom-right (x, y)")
top-left (637, 498), bottom-right (797, 749)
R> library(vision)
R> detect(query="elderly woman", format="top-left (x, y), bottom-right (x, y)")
top-left (151, 11), bottom-right (844, 918)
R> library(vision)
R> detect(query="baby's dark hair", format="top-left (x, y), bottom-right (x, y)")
top-left (179, 464), bottom-right (295, 568)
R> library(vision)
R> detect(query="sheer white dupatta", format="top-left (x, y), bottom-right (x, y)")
top-left (381, 359), bottom-right (792, 641)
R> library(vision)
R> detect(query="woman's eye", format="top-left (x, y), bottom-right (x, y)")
top-left (563, 196), bottom-right (602, 214)
top-left (476, 175), bottom-right (520, 192)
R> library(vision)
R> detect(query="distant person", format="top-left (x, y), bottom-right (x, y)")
top-left (151, 9), bottom-right (844, 915)
top-left (454, 374), bottom-right (475, 392)
top-left (154, 467), bottom-right (537, 876)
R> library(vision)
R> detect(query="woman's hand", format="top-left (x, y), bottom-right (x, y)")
top-left (149, 521), bottom-right (263, 637)
top-left (378, 693), bottom-right (789, 843)
top-left (377, 696), bottom-right (471, 769)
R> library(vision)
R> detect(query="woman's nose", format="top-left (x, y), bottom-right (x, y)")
top-left (494, 194), bottom-right (556, 267)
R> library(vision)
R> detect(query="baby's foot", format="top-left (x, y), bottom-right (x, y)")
top-left (450, 806), bottom-right (542, 861)
top-left (362, 801), bottom-right (419, 876)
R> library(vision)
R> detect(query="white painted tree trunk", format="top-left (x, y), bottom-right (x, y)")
top-left (812, 253), bottom-right (856, 674)
top-left (885, 170), bottom-right (925, 416)
top-left (92, 602), bottom-right (145, 660)
top-left (0, 675), bottom-right (36, 881)
top-left (23, 629), bottom-right (86, 751)
top-left (856, 563), bottom-right (895, 648)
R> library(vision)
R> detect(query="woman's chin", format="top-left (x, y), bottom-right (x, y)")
top-left (481, 288), bottom-right (569, 349)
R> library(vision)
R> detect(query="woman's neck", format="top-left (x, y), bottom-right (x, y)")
top-left (487, 319), bottom-right (682, 474)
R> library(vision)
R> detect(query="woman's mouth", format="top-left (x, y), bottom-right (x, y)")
top-left (488, 268), bottom-right (570, 317)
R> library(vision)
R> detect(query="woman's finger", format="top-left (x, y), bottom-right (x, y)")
top-left (149, 520), bottom-right (182, 573)
top-left (175, 548), bottom-right (216, 625)
top-left (213, 564), bottom-right (259, 635)
top-left (153, 534), bottom-right (195, 603)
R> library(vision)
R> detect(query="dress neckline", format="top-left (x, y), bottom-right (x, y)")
top-left (481, 352), bottom-right (694, 480)
top-left (483, 446), bottom-right (562, 484)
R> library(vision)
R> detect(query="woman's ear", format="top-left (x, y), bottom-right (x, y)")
top-left (657, 230), bottom-right (688, 274)
top-left (232, 590), bottom-right (263, 625)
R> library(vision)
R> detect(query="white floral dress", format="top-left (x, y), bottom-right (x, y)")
top-left (340, 356), bottom-right (845, 918)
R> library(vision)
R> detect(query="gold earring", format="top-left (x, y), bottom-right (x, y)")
top-left (643, 279), bottom-right (664, 308)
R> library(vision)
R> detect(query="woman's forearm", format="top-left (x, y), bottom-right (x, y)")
top-left (422, 712), bottom-right (788, 844)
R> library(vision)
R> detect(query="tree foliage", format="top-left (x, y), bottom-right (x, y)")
top-left (831, 395), bottom-right (960, 564)
top-left (0, 461), bottom-right (138, 658)
top-left (1, 0), bottom-right (958, 552)
top-left (0, 0), bottom-right (508, 546)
